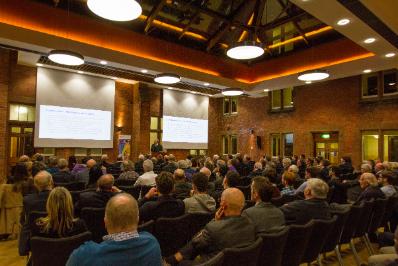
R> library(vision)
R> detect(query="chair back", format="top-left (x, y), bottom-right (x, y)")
top-left (258, 227), bottom-right (289, 266)
top-left (353, 200), bottom-right (374, 238)
top-left (118, 186), bottom-right (141, 200)
top-left (188, 212), bottom-right (214, 239)
top-left (154, 214), bottom-right (191, 257)
top-left (271, 194), bottom-right (297, 207)
top-left (56, 182), bottom-right (86, 191)
top-left (322, 208), bottom-right (350, 253)
top-left (28, 211), bottom-right (47, 229)
top-left (236, 185), bottom-right (251, 200)
top-left (301, 216), bottom-right (337, 263)
top-left (339, 204), bottom-right (364, 244)
top-left (196, 252), bottom-right (224, 266)
top-left (381, 195), bottom-right (398, 231)
top-left (138, 220), bottom-right (155, 234)
top-left (223, 237), bottom-right (263, 266)
top-left (368, 198), bottom-right (388, 233)
top-left (114, 179), bottom-right (135, 186)
top-left (80, 207), bottom-right (106, 243)
top-left (30, 231), bottom-right (92, 266)
top-left (281, 221), bottom-right (314, 266)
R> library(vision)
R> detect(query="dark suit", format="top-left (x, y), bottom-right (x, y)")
top-left (19, 190), bottom-right (51, 255)
top-left (280, 198), bottom-right (331, 225)
top-left (75, 190), bottom-right (118, 215)
top-left (242, 202), bottom-right (285, 233)
top-left (139, 195), bottom-right (185, 222)
top-left (52, 170), bottom-right (75, 183)
top-left (174, 181), bottom-right (192, 199)
top-left (355, 185), bottom-right (385, 205)
top-left (179, 216), bottom-right (256, 263)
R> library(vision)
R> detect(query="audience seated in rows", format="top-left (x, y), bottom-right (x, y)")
top-left (295, 166), bottom-right (321, 195)
top-left (183, 173), bottom-right (216, 214)
top-left (134, 159), bottom-right (157, 187)
top-left (242, 176), bottom-right (285, 234)
top-left (378, 170), bottom-right (397, 197)
top-left (173, 169), bottom-right (192, 199)
top-left (75, 159), bottom-right (96, 185)
top-left (67, 193), bottom-right (162, 266)
top-left (163, 154), bottom-right (178, 174)
top-left (118, 160), bottom-right (139, 181)
top-left (52, 159), bottom-right (75, 183)
top-left (355, 172), bottom-right (385, 204)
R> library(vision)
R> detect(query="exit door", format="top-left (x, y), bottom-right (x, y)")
top-left (313, 132), bottom-right (339, 164)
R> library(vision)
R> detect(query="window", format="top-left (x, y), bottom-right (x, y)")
top-left (383, 131), bottom-right (398, 162)
top-left (222, 135), bottom-right (238, 155)
top-left (271, 134), bottom-right (281, 157)
top-left (190, 150), bottom-right (207, 156)
top-left (283, 133), bottom-right (294, 157)
top-left (90, 148), bottom-right (103, 156)
top-left (361, 69), bottom-right (398, 99)
top-left (270, 88), bottom-right (294, 111)
top-left (42, 148), bottom-right (55, 156)
top-left (9, 104), bottom-right (35, 122)
top-left (271, 133), bottom-right (294, 157)
top-left (362, 73), bottom-right (379, 97)
top-left (362, 131), bottom-right (379, 161)
top-left (383, 70), bottom-right (398, 95)
top-left (150, 116), bottom-right (163, 149)
top-left (223, 97), bottom-right (238, 115)
top-left (75, 148), bottom-right (88, 156)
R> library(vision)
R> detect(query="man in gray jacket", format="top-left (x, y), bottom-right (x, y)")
top-left (242, 176), bottom-right (285, 233)
top-left (183, 173), bottom-right (216, 213)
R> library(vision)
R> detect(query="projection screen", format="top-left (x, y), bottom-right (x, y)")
top-left (35, 67), bottom-right (115, 148)
top-left (162, 89), bottom-right (208, 149)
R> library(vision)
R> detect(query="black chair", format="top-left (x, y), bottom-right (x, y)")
top-left (366, 198), bottom-right (388, 254)
top-left (381, 195), bottom-right (398, 232)
top-left (281, 220), bottom-right (314, 266)
top-left (352, 200), bottom-right (374, 260)
top-left (138, 220), bottom-right (155, 234)
top-left (196, 252), bottom-right (224, 266)
top-left (114, 178), bottom-right (135, 186)
top-left (321, 208), bottom-right (351, 266)
top-left (271, 194), bottom-right (297, 207)
top-left (154, 214), bottom-right (191, 257)
top-left (258, 226), bottom-right (289, 266)
top-left (301, 216), bottom-right (337, 266)
top-left (222, 237), bottom-right (263, 266)
top-left (338, 203), bottom-right (364, 266)
top-left (236, 185), bottom-right (251, 200)
top-left (28, 211), bottom-right (47, 229)
top-left (188, 212), bottom-right (214, 239)
top-left (118, 185), bottom-right (140, 200)
top-left (56, 182), bottom-right (86, 191)
top-left (80, 208), bottom-right (106, 243)
top-left (30, 231), bottom-right (92, 266)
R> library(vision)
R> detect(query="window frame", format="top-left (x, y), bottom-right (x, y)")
top-left (361, 69), bottom-right (398, 102)
top-left (150, 116), bottom-right (163, 149)
top-left (222, 135), bottom-right (238, 155)
top-left (270, 132), bottom-right (294, 157)
top-left (269, 87), bottom-right (295, 113)
top-left (223, 97), bottom-right (238, 116)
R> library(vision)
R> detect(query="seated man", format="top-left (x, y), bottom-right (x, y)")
top-left (295, 166), bottom-right (321, 195)
top-left (355, 172), bottom-right (385, 204)
top-left (139, 172), bottom-right (184, 222)
top-left (184, 173), bottom-right (216, 214)
top-left (19, 171), bottom-right (53, 255)
top-left (75, 174), bottom-right (120, 215)
top-left (173, 169), bottom-right (192, 199)
top-left (134, 159), bottom-right (157, 187)
top-left (247, 162), bottom-right (263, 179)
top-left (379, 170), bottom-right (397, 198)
top-left (166, 188), bottom-right (256, 265)
top-left (243, 176), bottom-right (285, 233)
top-left (52, 158), bottom-right (75, 183)
top-left (75, 159), bottom-right (96, 185)
top-left (281, 178), bottom-right (331, 225)
top-left (67, 193), bottom-right (162, 266)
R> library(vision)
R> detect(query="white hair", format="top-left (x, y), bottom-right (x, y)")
top-left (307, 178), bottom-right (329, 199)
top-left (143, 159), bottom-right (154, 172)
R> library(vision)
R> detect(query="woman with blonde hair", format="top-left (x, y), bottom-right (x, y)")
top-left (33, 187), bottom-right (87, 238)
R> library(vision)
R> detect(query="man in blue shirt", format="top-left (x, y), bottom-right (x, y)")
top-left (67, 193), bottom-right (162, 266)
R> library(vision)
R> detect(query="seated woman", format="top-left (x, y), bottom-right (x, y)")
top-left (118, 160), bottom-right (139, 181)
top-left (32, 187), bottom-right (87, 238)
top-left (86, 165), bottom-right (104, 189)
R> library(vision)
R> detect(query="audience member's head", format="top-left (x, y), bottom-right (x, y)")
top-left (321, 159), bottom-right (330, 168)
top-left (306, 166), bottom-right (321, 179)
top-left (86, 159), bottom-right (96, 169)
top-left (57, 159), bottom-right (68, 171)
top-left (68, 155), bottom-right (77, 168)
top-left (155, 172), bottom-right (174, 195)
top-left (288, 164), bottom-right (299, 174)
top-left (101, 154), bottom-right (109, 162)
top-left (32, 153), bottom-right (43, 162)
top-left (360, 163), bottom-right (372, 174)
top-left (379, 170), bottom-right (395, 186)
top-left (173, 169), bottom-right (186, 182)
top-left (88, 165), bottom-right (104, 187)
top-left (192, 173), bottom-right (209, 193)
top-left (200, 167), bottom-right (211, 178)
top-left (250, 176), bottom-right (274, 203)
top-left (105, 193), bottom-right (138, 234)
top-left (329, 165), bottom-right (341, 178)
top-left (168, 154), bottom-right (176, 162)
top-left (177, 160), bottom-right (188, 170)
top-left (220, 188), bottom-right (245, 216)
top-left (19, 155), bottom-right (30, 163)
top-left (122, 160), bottom-right (134, 172)
top-left (282, 157), bottom-right (291, 169)
top-left (223, 171), bottom-right (240, 189)
top-left (341, 156), bottom-right (352, 165)
top-left (143, 159), bottom-right (154, 173)
top-left (138, 154), bottom-right (145, 161)
top-left (282, 171), bottom-right (296, 187)
top-left (359, 172), bottom-right (378, 189)
top-left (97, 174), bottom-right (114, 191)
top-left (34, 171), bottom-right (53, 191)
top-left (304, 178), bottom-right (329, 200)
top-left (48, 156), bottom-right (58, 168)
top-left (14, 162), bottom-right (29, 180)
top-left (253, 162), bottom-right (262, 171)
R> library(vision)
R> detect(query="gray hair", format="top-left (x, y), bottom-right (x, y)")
top-left (143, 159), bottom-right (154, 172)
top-left (361, 163), bottom-right (372, 173)
top-left (57, 158), bottom-right (68, 169)
top-left (282, 157), bottom-right (291, 166)
top-left (307, 178), bottom-right (329, 199)
top-left (254, 162), bottom-right (263, 170)
top-left (178, 160), bottom-right (188, 169)
top-left (288, 164), bottom-right (299, 173)
top-left (122, 160), bottom-right (134, 172)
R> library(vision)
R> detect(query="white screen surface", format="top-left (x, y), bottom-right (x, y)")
top-left (39, 105), bottom-right (112, 140)
top-left (35, 68), bottom-right (115, 148)
top-left (162, 90), bottom-right (208, 149)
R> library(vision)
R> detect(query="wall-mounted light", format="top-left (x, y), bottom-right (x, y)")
top-left (115, 126), bottom-right (123, 132)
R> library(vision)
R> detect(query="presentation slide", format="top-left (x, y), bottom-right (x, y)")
top-left (39, 105), bottom-right (112, 140)
top-left (162, 115), bottom-right (208, 144)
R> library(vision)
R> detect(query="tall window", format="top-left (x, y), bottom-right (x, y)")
top-left (270, 87), bottom-right (294, 111)
top-left (9, 104), bottom-right (35, 122)
top-left (150, 116), bottom-right (163, 149)
top-left (222, 135), bottom-right (238, 155)
top-left (361, 69), bottom-right (398, 99)
top-left (223, 97), bottom-right (238, 115)
top-left (362, 131), bottom-right (379, 161)
top-left (384, 131), bottom-right (398, 162)
top-left (271, 133), bottom-right (294, 157)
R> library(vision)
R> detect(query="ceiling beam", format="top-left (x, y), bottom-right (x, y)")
top-left (179, 0), bottom-right (210, 40)
top-left (144, 0), bottom-right (167, 34)
top-left (277, 0), bottom-right (309, 45)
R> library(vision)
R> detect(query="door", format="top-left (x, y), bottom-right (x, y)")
top-left (389, 136), bottom-right (398, 162)
top-left (313, 132), bottom-right (339, 164)
top-left (9, 124), bottom-right (35, 166)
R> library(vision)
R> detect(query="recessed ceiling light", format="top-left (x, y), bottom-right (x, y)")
top-left (154, 73), bottom-right (181, 84)
top-left (48, 50), bottom-right (84, 66)
top-left (112, 77), bottom-right (117, 80)
top-left (305, 81), bottom-right (312, 84)
top-left (385, 53), bottom-right (396, 58)
top-left (364, 38), bottom-right (376, 44)
top-left (298, 70), bottom-right (329, 81)
top-left (203, 83), bottom-right (210, 86)
top-left (222, 88), bottom-right (244, 96)
top-left (227, 41), bottom-right (264, 60)
top-left (36, 63), bottom-right (43, 67)
top-left (363, 69), bottom-right (372, 73)
top-left (100, 60), bottom-right (108, 65)
top-left (78, 71), bottom-right (84, 74)
top-left (388, 82), bottom-right (396, 86)
top-left (337, 18), bottom-right (350, 26)
top-left (87, 0), bottom-right (142, 21)
top-left (141, 69), bottom-right (148, 73)
top-left (263, 89), bottom-right (269, 92)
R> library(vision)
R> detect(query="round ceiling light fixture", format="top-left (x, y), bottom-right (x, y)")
top-left (48, 50), bottom-right (84, 66)
top-left (298, 69), bottom-right (329, 81)
top-left (87, 0), bottom-right (142, 21)
top-left (154, 73), bottom-right (181, 84)
top-left (227, 41), bottom-right (265, 60)
top-left (364, 38), bottom-right (376, 44)
top-left (337, 18), bottom-right (350, 26)
top-left (222, 88), bottom-right (244, 96)
top-left (385, 52), bottom-right (396, 58)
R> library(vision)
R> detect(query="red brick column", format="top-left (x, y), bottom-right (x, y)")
top-left (0, 49), bottom-right (10, 181)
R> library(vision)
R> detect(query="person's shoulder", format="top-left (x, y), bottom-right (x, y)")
top-left (67, 240), bottom-right (99, 264)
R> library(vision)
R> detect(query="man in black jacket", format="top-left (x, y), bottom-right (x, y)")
top-left (52, 158), bottom-right (75, 183)
top-left (19, 171), bottom-right (53, 255)
top-left (281, 178), bottom-right (331, 224)
top-left (166, 188), bottom-right (256, 265)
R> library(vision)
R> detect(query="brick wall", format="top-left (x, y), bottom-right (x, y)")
top-left (0, 49), bottom-right (11, 180)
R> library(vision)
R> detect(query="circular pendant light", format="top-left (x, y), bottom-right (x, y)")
top-left (87, 0), bottom-right (142, 21)
top-left (298, 69), bottom-right (329, 81)
top-left (222, 88), bottom-right (244, 96)
top-left (154, 73), bottom-right (181, 84)
top-left (48, 50), bottom-right (84, 66)
top-left (227, 41), bottom-right (265, 60)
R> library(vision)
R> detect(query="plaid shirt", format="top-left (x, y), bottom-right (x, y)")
top-left (103, 231), bottom-right (139, 242)
top-left (281, 186), bottom-right (295, 196)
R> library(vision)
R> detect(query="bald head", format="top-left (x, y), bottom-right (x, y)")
top-left (105, 193), bottom-right (138, 233)
top-left (34, 171), bottom-right (53, 191)
top-left (19, 155), bottom-right (30, 162)
top-left (221, 188), bottom-right (245, 214)
top-left (87, 159), bottom-right (96, 169)
top-left (98, 174), bottom-right (114, 191)
top-left (200, 167), bottom-right (211, 178)
top-left (174, 169), bottom-right (185, 181)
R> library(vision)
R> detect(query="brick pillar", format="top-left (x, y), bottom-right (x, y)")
top-left (131, 83), bottom-right (142, 160)
top-left (0, 49), bottom-right (10, 181)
